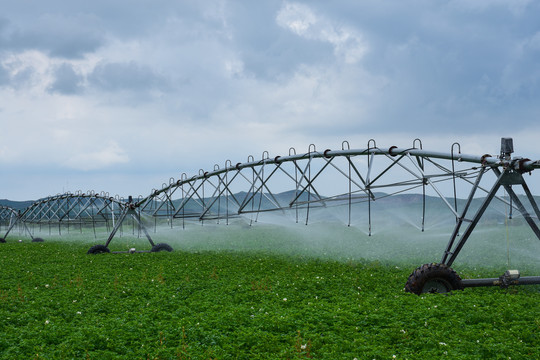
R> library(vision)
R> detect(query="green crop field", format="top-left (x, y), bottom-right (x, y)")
top-left (0, 222), bottom-right (539, 359)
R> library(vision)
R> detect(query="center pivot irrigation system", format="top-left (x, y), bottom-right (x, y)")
top-left (1, 137), bottom-right (540, 294)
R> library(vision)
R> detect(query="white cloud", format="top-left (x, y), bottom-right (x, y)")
top-left (64, 141), bottom-right (129, 171)
top-left (276, 2), bottom-right (368, 64)
top-left (1, 50), bottom-right (51, 91)
top-left (1, 1), bottom-right (540, 200)
top-left (224, 58), bottom-right (244, 78)
top-left (276, 2), bottom-right (317, 36)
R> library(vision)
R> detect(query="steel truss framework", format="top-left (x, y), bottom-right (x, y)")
top-left (1, 192), bottom-right (127, 241)
top-left (0, 206), bottom-right (34, 242)
top-left (2, 138), bottom-right (540, 291)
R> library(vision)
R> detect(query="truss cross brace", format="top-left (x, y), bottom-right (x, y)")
top-left (104, 207), bottom-right (155, 248)
top-left (442, 167), bottom-right (540, 266)
top-left (2, 212), bottom-right (35, 241)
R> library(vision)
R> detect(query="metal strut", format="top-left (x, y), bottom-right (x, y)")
top-left (1, 209), bottom-right (36, 241)
top-left (104, 204), bottom-right (155, 248)
top-left (441, 166), bottom-right (540, 267)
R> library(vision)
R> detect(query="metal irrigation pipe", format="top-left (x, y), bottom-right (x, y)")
top-left (134, 145), bottom-right (540, 209)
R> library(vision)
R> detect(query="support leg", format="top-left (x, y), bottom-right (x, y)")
top-left (441, 169), bottom-right (486, 264)
top-left (443, 169), bottom-right (503, 267)
top-left (130, 213), bottom-right (156, 247)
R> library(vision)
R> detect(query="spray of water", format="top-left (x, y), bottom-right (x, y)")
top-left (8, 194), bottom-right (540, 272)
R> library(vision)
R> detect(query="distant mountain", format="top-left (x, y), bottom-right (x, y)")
top-left (0, 199), bottom-right (35, 211)
top-left (1, 191), bottom-right (539, 224)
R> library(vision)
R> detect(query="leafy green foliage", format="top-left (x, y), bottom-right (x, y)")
top-left (0, 239), bottom-right (538, 359)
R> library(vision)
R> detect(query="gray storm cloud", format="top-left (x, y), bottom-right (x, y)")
top-left (0, 0), bottom-right (539, 200)
top-left (47, 63), bottom-right (84, 94)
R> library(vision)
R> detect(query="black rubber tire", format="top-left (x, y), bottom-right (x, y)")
top-left (151, 243), bottom-right (173, 252)
top-left (0, 238), bottom-right (5, 243)
top-left (405, 263), bottom-right (464, 295)
top-left (87, 244), bottom-right (111, 255)
top-left (32, 237), bottom-right (44, 242)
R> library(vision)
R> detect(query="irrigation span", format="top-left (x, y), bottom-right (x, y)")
top-left (2, 137), bottom-right (540, 294)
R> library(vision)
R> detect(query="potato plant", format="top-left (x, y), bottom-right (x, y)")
top-left (0, 236), bottom-right (538, 359)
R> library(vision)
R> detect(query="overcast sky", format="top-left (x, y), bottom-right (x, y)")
top-left (1, 0), bottom-right (540, 200)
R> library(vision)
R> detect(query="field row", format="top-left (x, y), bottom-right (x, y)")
top-left (0, 236), bottom-right (538, 359)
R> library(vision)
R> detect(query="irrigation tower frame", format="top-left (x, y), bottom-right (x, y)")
top-left (2, 137), bottom-right (539, 293)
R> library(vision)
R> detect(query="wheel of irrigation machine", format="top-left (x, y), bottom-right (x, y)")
top-left (0, 238), bottom-right (5, 243)
top-left (151, 243), bottom-right (173, 252)
top-left (87, 244), bottom-right (111, 255)
top-left (405, 263), bottom-right (464, 295)
top-left (32, 237), bottom-right (44, 242)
